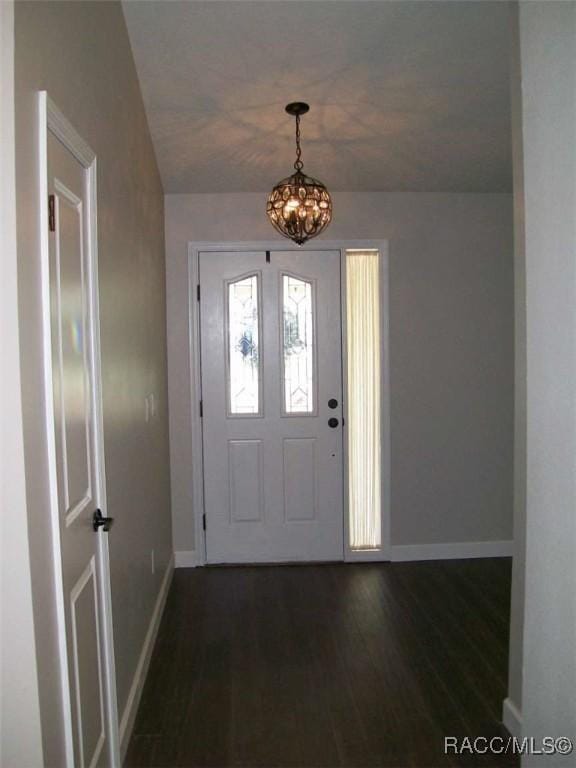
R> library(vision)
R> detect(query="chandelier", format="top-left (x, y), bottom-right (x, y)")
top-left (266, 103), bottom-right (332, 246)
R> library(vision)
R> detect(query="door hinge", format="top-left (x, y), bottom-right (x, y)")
top-left (199, 400), bottom-right (203, 417)
top-left (266, 250), bottom-right (271, 263)
top-left (197, 284), bottom-right (201, 302)
top-left (48, 194), bottom-right (55, 232)
top-left (202, 513), bottom-right (206, 531)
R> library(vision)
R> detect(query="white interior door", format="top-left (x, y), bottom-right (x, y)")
top-left (200, 249), bottom-right (344, 563)
top-left (47, 125), bottom-right (117, 767)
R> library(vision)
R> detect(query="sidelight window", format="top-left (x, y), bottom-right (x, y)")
top-left (346, 250), bottom-right (381, 549)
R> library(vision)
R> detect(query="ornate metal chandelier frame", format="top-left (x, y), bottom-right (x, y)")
top-left (266, 103), bottom-right (333, 246)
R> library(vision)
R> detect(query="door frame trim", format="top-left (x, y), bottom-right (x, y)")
top-left (187, 240), bottom-right (391, 564)
top-left (38, 92), bottom-right (120, 767)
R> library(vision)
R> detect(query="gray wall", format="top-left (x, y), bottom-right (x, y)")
top-left (0, 3), bottom-right (44, 765)
top-left (506, 0), bottom-right (527, 725)
top-left (165, 191), bottom-right (514, 555)
top-left (509, 2), bottom-right (576, 758)
top-left (14, 3), bottom-right (172, 763)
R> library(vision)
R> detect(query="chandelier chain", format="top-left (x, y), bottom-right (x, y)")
top-left (294, 114), bottom-right (303, 172)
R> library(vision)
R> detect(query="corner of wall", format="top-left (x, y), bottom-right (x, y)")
top-left (505, 0), bottom-right (527, 722)
top-left (502, 697), bottom-right (523, 739)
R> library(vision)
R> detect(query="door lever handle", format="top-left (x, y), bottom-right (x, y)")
top-left (93, 509), bottom-right (114, 532)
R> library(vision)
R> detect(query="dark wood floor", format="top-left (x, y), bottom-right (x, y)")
top-left (125, 560), bottom-right (517, 768)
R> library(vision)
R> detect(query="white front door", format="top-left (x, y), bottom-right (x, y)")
top-left (47, 126), bottom-right (117, 767)
top-left (200, 249), bottom-right (344, 563)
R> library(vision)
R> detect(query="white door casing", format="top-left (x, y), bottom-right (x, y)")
top-left (40, 94), bottom-right (119, 768)
top-left (200, 249), bottom-right (344, 563)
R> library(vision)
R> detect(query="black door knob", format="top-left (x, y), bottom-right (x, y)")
top-left (328, 417), bottom-right (339, 428)
top-left (328, 398), bottom-right (338, 409)
top-left (93, 509), bottom-right (114, 532)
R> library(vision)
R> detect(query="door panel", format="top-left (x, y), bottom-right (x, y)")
top-left (228, 440), bottom-right (264, 522)
top-left (283, 438), bottom-right (317, 522)
top-left (51, 179), bottom-right (92, 524)
top-left (48, 130), bottom-right (112, 767)
top-left (200, 249), bottom-right (343, 563)
top-left (69, 559), bottom-right (105, 768)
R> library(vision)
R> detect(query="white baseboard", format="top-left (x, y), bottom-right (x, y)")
top-left (176, 542), bottom-right (512, 566)
top-left (502, 697), bottom-right (522, 738)
top-left (119, 554), bottom-right (174, 758)
top-left (390, 540), bottom-right (513, 562)
top-left (174, 549), bottom-right (202, 568)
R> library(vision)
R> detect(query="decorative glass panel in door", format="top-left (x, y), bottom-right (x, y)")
top-left (227, 273), bottom-right (261, 415)
top-left (281, 274), bottom-right (315, 414)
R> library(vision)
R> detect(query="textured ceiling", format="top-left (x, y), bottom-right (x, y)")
top-left (122, 1), bottom-right (512, 194)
